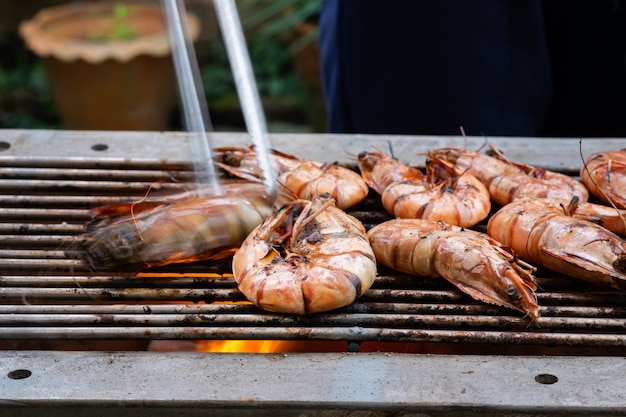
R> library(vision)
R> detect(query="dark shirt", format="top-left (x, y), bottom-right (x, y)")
top-left (318, 0), bottom-right (626, 137)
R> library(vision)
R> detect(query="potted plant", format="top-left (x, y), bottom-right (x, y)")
top-left (19, 1), bottom-right (200, 131)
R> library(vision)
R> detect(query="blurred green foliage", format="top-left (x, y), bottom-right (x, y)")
top-left (201, 0), bottom-right (323, 130)
top-left (0, 35), bottom-right (59, 128)
top-left (238, 0), bottom-right (321, 54)
top-left (202, 35), bottom-right (305, 103)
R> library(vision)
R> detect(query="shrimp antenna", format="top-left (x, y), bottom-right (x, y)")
top-left (289, 197), bottom-right (335, 247)
top-left (275, 179), bottom-right (298, 205)
top-left (386, 140), bottom-right (395, 159)
top-left (459, 126), bottom-right (467, 150)
top-left (342, 148), bottom-right (361, 166)
top-left (476, 134), bottom-right (489, 152)
top-left (524, 317), bottom-right (539, 329)
top-left (578, 138), bottom-right (626, 232)
top-left (458, 125), bottom-right (488, 153)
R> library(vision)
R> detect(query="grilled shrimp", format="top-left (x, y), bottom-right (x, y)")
top-left (430, 145), bottom-right (588, 206)
top-left (367, 218), bottom-right (539, 320)
top-left (215, 146), bottom-right (369, 210)
top-left (358, 150), bottom-right (490, 227)
top-left (581, 150), bottom-right (626, 209)
top-left (232, 195), bottom-right (377, 314)
top-left (81, 182), bottom-right (274, 271)
top-left (488, 197), bottom-right (626, 290)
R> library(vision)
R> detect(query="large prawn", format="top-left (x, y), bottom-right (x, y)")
top-left (358, 150), bottom-right (490, 228)
top-left (232, 194), bottom-right (377, 314)
top-left (488, 197), bottom-right (626, 290)
top-left (581, 149), bottom-right (626, 209)
top-left (430, 145), bottom-right (589, 206)
top-left (80, 182), bottom-right (274, 271)
top-left (215, 146), bottom-right (369, 210)
top-left (367, 218), bottom-right (539, 320)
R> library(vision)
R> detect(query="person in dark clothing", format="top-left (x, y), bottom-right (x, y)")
top-left (318, 0), bottom-right (626, 137)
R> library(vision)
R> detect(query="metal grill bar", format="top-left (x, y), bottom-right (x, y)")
top-left (1, 301), bottom-right (624, 318)
top-left (0, 155), bottom-right (192, 170)
top-left (1, 167), bottom-right (194, 181)
top-left (0, 195), bottom-right (146, 207)
top-left (2, 312), bottom-right (626, 332)
top-left (2, 326), bottom-right (625, 347)
top-left (0, 179), bottom-right (191, 194)
top-left (0, 208), bottom-right (90, 220)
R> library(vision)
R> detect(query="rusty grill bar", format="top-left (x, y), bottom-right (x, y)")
top-left (1, 133), bottom-right (626, 354)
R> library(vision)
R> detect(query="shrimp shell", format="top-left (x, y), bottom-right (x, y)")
top-left (581, 150), bottom-right (626, 209)
top-left (81, 182), bottom-right (274, 271)
top-left (215, 146), bottom-right (369, 210)
top-left (567, 200), bottom-right (626, 236)
top-left (232, 195), bottom-right (377, 314)
top-left (367, 218), bottom-right (539, 320)
top-left (358, 150), bottom-right (490, 227)
top-left (357, 150), bottom-right (425, 194)
top-left (488, 197), bottom-right (626, 290)
top-left (430, 146), bottom-right (589, 206)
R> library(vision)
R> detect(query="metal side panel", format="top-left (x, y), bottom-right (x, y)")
top-left (1, 351), bottom-right (626, 417)
top-left (2, 128), bottom-right (626, 170)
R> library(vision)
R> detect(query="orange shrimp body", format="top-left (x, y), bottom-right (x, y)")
top-left (358, 150), bottom-right (490, 228)
top-left (232, 195), bottom-right (377, 314)
top-left (367, 218), bottom-right (539, 320)
top-left (81, 182), bottom-right (274, 271)
top-left (430, 146), bottom-right (589, 206)
top-left (581, 150), bottom-right (626, 209)
top-left (488, 197), bottom-right (626, 290)
top-left (357, 150), bottom-right (425, 194)
top-left (215, 146), bottom-right (369, 210)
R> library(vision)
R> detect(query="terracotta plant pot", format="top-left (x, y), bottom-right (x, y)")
top-left (19, 1), bottom-right (200, 130)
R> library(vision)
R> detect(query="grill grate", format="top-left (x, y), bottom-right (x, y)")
top-left (2, 150), bottom-right (626, 354)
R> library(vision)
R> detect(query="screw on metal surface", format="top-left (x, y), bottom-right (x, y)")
top-left (347, 341), bottom-right (361, 352)
top-left (91, 143), bottom-right (109, 151)
top-left (7, 369), bottom-right (32, 380)
top-left (535, 373), bottom-right (558, 384)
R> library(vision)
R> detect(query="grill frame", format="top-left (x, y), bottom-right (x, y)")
top-left (2, 129), bottom-right (626, 416)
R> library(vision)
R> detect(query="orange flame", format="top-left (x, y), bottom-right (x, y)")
top-left (193, 340), bottom-right (348, 353)
top-left (139, 274), bottom-right (429, 353)
top-left (192, 340), bottom-right (436, 353)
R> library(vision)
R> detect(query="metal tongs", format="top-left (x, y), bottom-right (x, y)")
top-left (162, 0), bottom-right (277, 197)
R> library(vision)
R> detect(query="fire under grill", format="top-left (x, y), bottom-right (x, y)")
top-left (2, 131), bottom-right (626, 355)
